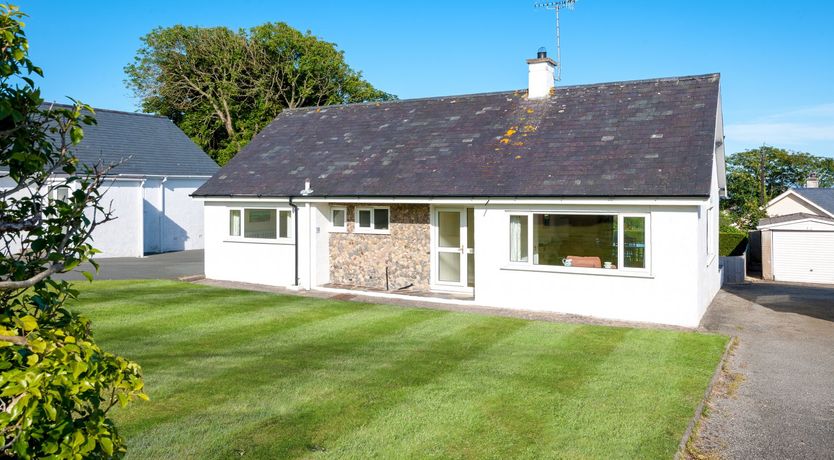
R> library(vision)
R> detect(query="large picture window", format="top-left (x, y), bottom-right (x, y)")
top-left (228, 208), bottom-right (293, 242)
top-left (508, 212), bottom-right (649, 271)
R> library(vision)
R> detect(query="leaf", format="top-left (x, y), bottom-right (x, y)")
top-left (20, 315), bottom-right (38, 331)
top-left (81, 271), bottom-right (94, 282)
top-left (100, 437), bottom-right (114, 456)
top-left (70, 126), bottom-right (84, 145)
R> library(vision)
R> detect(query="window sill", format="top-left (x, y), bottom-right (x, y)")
top-left (500, 264), bottom-right (654, 279)
top-left (353, 229), bottom-right (391, 235)
top-left (223, 238), bottom-right (294, 245)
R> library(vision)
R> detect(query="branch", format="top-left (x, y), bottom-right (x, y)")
top-left (0, 335), bottom-right (27, 346)
top-left (0, 263), bottom-right (63, 290)
top-left (0, 214), bottom-right (41, 233)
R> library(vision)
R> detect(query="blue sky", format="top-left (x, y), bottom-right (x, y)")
top-left (21, 0), bottom-right (834, 157)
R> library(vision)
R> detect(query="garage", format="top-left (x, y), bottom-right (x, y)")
top-left (772, 231), bottom-right (834, 283)
top-left (759, 214), bottom-right (834, 284)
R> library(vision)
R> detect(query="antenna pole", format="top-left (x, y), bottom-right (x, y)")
top-left (534, 1), bottom-right (576, 82)
top-left (555, 7), bottom-right (561, 81)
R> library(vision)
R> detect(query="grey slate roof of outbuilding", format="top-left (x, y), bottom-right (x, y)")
top-left (194, 73), bottom-right (720, 198)
top-left (44, 103), bottom-right (219, 177)
top-left (759, 212), bottom-right (834, 227)
top-left (793, 188), bottom-right (834, 216)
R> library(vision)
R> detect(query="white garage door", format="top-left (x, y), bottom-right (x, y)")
top-left (773, 231), bottom-right (834, 284)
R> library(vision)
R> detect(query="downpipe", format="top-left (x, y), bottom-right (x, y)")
top-left (289, 196), bottom-right (299, 286)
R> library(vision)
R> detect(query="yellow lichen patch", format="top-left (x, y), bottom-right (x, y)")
top-left (515, 155), bottom-right (523, 159)
top-left (499, 138), bottom-right (510, 144)
top-left (504, 127), bottom-right (518, 137)
top-left (513, 141), bottom-right (524, 146)
top-left (526, 109), bottom-right (534, 114)
top-left (523, 125), bottom-right (537, 133)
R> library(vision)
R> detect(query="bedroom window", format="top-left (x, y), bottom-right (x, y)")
top-left (228, 208), bottom-right (293, 242)
top-left (331, 207), bottom-right (347, 232)
top-left (356, 207), bottom-right (390, 233)
top-left (508, 212), bottom-right (649, 272)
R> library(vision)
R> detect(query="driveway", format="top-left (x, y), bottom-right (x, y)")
top-left (56, 250), bottom-right (204, 281)
top-left (697, 281), bottom-right (834, 459)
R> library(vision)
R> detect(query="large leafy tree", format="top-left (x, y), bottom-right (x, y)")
top-left (1, 5), bottom-right (145, 457)
top-left (125, 23), bottom-right (395, 165)
top-left (723, 146), bottom-right (834, 229)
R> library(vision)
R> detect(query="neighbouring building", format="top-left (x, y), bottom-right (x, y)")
top-left (758, 173), bottom-right (834, 284)
top-left (193, 50), bottom-right (726, 327)
top-left (2, 104), bottom-right (219, 258)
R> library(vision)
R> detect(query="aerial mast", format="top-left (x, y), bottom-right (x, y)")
top-left (533, 0), bottom-right (577, 82)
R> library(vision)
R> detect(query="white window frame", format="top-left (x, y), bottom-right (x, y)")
top-left (504, 210), bottom-right (652, 276)
top-left (706, 205), bottom-right (716, 265)
top-left (225, 206), bottom-right (294, 244)
top-left (354, 206), bottom-right (390, 234)
top-left (330, 206), bottom-right (347, 233)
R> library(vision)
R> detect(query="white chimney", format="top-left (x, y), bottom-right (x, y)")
top-left (806, 172), bottom-right (819, 188)
top-left (527, 48), bottom-right (556, 99)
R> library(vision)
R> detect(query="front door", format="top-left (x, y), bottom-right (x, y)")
top-left (433, 208), bottom-right (473, 290)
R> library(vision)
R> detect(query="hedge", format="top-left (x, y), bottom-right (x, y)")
top-left (719, 232), bottom-right (748, 257)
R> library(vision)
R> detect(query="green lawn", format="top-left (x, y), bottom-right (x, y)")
top-left (70, 280), bottom-right (727, 459)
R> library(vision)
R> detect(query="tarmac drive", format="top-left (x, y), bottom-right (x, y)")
top-left (699, 281), bottom-right (834, 459)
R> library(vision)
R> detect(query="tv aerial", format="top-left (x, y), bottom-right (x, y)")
top-left (534, 1), bottom-right (577, 81)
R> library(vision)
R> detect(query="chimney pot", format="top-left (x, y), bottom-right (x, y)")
top-left (806, 172), bottom-right (819, 188)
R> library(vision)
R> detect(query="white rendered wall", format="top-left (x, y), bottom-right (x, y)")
top-left (143, 178), bottom-right (207, 254)
top-left (472, 203), bottom-right (706, 327)
top-left (88, 179), bottom-right (144, 258)
top-left (203, 201), bottom-right (297, 286)
top-left (767, 193), bottom-right (829, 218)
top-left (696, 155), bottom-right (722, 320)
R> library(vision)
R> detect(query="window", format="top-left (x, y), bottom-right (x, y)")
top-left (229, 210), bottom-right (241, 236)
top-left (228, 208), bottom-right (293, 241)
top-left (244, 209), bottom-right (277, 239)
top-left (355, 207), bottom-right (390, 233)
top-left (331, 207), bottom-right (346, 232)
top-left (508, 212), bottom-right (649, 272)
top-left (706, 206), bottom-right (715, 260)
top-left (279, 210), bottom-right (292, 239)
top-left (509, 215), bottom-right (528, 262)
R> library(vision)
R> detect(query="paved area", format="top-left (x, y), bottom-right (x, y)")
top-left (56, 250), bottom-right (204, 281)
top-left (697, 281), bottom-right (834, 459)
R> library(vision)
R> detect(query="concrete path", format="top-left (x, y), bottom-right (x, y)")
top-left (56, 250), bottom-right (204, 281)
top-left (698, 281), bottom-right (834, 459)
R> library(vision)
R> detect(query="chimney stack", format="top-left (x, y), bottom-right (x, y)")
top-left (527, 47), bottom-right (556, 99)
top-left (806, 172), bottom-right (819, 188)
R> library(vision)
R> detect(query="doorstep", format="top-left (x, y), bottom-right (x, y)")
top-left (319, 283), bottom-right (475, 303)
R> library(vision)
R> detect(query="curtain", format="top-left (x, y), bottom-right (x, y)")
top-left (510, 216), bottom-right (528, 262)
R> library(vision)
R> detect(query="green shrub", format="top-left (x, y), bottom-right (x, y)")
top-left (719, 232), bottom-right (748, 257)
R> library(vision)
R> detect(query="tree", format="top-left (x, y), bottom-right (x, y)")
top-left (125, 23), bottom-right (395, 165)
top-left (723, 146), bottom-right (834, 229)
top-left (1, 5), bottom-right (145, 457)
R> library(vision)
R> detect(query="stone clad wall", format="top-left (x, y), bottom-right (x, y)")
top-left (329, 204), bottom-right (430, 290)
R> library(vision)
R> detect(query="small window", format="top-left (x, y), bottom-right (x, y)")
top-left (229, 210), bottom-right (241, 236)
top-left (623, 216), bottom-right (646, 269)
top-left (279, 210), bottom-right (292, 239)
top-left (509, 215), bottom-right (528, 262)
top-left (356, 207), bottom-right (389, 233)
top-left (244, 209), bottom-right (277, 239)
top-left (373, 208), bottom-right (389, 230)
top-left (331, 208), bottom-right (346, 231)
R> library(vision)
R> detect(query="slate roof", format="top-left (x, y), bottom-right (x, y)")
top-left (793, 188), bottom-right (834, 216)
top-left (44, 103), bottom-right (218, 177)
top-left (194, 73), bottom-right (720, 198)
top-left (759, 212), bottom-right (834, 227)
